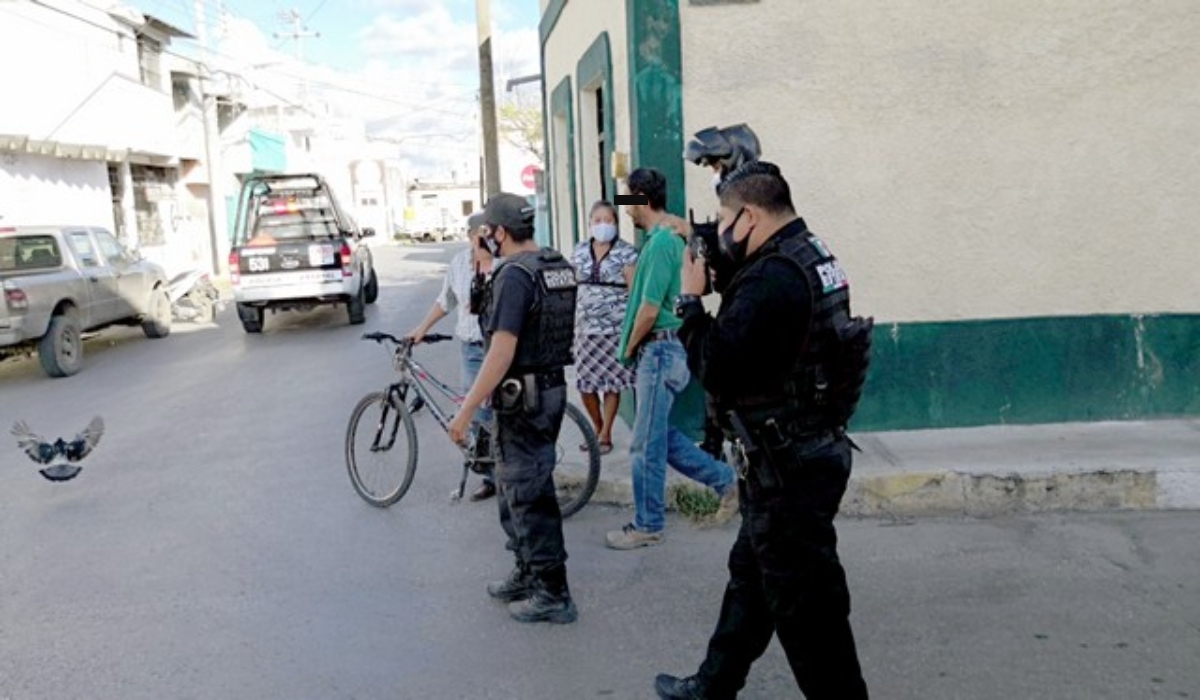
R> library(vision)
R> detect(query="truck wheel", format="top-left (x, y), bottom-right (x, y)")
top-left (364, 268), bottom-right (379, 305)
top-left (237, 303), bottom-right (264, 333)
top-left (142, 289), bottom-right (172, 338)
top-left (38, 310), bottom-right (84, 377)
top-left (347, 284), bottom-right (366, 325)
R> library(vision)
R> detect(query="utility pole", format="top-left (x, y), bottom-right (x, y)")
top-left (274, 9), bottom-right (319, 104)
top-left (195, 0), bottom-right (226, 276)
top-left (475, 0), bottom-right (501, 199)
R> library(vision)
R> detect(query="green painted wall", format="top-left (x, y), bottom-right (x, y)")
top-left (853, 314), bottom-right (1200, 431)
top-left (549, 77), bottom-right (578, 249)
top-left (626, 0), bottom-right (685, 217)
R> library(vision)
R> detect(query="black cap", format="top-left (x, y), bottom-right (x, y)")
top-left (466, 212), bottom-right (486, 231)
top-left (483, 192), bottom-right (534, 233)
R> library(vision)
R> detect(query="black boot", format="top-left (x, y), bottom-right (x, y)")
top-left (486, 563), bottom-right (534, 602)
top-left (508, 569), bottom-right (577, 624)
top-left (655, 674), bottom-right (725, 700)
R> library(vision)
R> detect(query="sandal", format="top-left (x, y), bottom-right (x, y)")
top-left (598, 441), bottom-right (614, 455)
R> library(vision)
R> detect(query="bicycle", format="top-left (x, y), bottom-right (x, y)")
top-left (346, 331), bottom-right (602, 518)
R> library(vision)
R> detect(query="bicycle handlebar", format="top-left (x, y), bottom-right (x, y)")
top-left (361, 331), bottom-right (454, 345)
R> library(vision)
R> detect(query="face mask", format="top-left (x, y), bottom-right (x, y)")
top-left (480, 228), bottom-right (501, 257)
top-left (718, 207), bottom-right (751, 268)
top-left (711, 172), bottom-right (723, 194)
top-left (591, 222), bottom-right (618, 243)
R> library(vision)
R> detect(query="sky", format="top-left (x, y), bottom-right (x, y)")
top-left (122, 0), bottom-right (542, 178)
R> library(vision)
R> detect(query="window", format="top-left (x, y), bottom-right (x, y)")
top-left (0, 236), bottom-right (63, 271)
top-left (137, 35), bottom-right (163, 91)
top-left (461, 200), bottom-right (474, 216)
top-left (67, 231), bottom-right (100, 268)
top-left (131, 165), bottom-right (172, 247)
top-left (95, 231), bottom-right (128, 267)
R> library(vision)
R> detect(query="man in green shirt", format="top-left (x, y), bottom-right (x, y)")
top-left (607, 168), bottom-right (738, 550)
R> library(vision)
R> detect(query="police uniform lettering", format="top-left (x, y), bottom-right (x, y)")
top-left (540, 267), bottom-right (578, 291)
top-left (816, 260), bottom-right (848, 293)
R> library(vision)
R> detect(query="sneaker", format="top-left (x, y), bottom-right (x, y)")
top-left (487, 565), bottom-right (535, 602)
top-left (508, 589), bottom-right (578, 624)
top-left (710, 485), bottom-right (740, 526)
top-left (605, 523), bottom-right (664, 550)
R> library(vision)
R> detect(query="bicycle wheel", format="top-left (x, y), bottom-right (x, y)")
top-left (553, 402), bottom-right (601, 518)
top-left (345, 391), bottom-right (419, 507)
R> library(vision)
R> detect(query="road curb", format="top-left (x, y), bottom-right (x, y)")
top-left (589, 466), bottom-right (1200, 519)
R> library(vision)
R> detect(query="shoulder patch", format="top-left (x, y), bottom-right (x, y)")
top-left (809, 235), bottom-right (832, 258)
top-left (815, 259), bottom-right (849, 293)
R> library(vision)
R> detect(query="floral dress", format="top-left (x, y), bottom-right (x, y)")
top-left (571, 238), bottom-right (638, 394)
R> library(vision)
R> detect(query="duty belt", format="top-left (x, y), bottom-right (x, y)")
top-left (511, 368), bottom-right (565, 391)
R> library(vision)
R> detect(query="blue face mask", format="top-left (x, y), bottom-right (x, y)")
top-left (591, 222), bottom-right (618, 243)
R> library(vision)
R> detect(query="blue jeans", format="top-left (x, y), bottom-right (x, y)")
top-left (462, 341), bottom-right (495, 483)
top-left (630, 337), bottom-right (736, 533)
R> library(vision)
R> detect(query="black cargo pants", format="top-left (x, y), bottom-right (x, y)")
top-left (495, 384), bottom-right (569, 592)
top-left (696, 434), bottom-right (869, 699)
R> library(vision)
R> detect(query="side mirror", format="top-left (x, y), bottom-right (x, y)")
top-left (361, 227), bottom-right (376, 238)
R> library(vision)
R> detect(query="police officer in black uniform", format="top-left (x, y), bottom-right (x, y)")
top-left (447, 192), bottom-right (580, 625)
top-left (655, 162), bottom-right (871, 698)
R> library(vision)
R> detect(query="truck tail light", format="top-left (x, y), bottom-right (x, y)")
top-left (229, 251), bottom-right (240, 285)
top-left (4, 284), bottom-right (28, 310)
top-left (340, 242), bottom-right (353, 278)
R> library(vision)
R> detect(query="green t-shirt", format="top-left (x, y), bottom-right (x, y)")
top-left (617, 222), bottom-right (705, 438)
top-left (618, 223), bottom-right (683, 361)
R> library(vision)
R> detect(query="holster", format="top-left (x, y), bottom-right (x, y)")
top-left (495, 370), bottom-right (565, 416)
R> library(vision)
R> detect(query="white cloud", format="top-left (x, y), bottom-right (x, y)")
top-left (210, 4), bottom-right (539, 179)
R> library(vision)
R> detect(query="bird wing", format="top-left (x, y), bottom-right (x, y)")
top-left (64, 416), bottom-right (105, 462)
top-left (10, 421), bottom-right (57, 465)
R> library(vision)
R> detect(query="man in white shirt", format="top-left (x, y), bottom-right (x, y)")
top-left (408, 213), bottom-right (497, 500)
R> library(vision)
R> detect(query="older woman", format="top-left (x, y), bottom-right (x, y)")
top-left (570, 200), bottom-right (638, 454)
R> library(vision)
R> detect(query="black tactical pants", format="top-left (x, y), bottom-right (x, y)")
top-left (495, 385), bottom-right (569, 592)
top-left (696, 435), bottom-right (869, 699)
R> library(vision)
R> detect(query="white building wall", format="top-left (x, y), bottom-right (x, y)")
top-left (540, 0), bottom-right (630, 250)
top-left (680, 0), bottom-right (1200, 322)
top-left (0, 0), bottom-right (175, 157)
top-left (0, 153), bottom-right (111, 229)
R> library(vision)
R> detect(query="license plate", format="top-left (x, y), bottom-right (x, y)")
top-left (309, 244), bottom-right (335, 267)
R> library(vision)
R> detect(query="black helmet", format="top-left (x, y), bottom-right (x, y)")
top-left (684, 123), bottom-right (762, 175)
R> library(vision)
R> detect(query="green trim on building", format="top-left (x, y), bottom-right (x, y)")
top-left (549, 76), bottom-right (579, 249)
top-left (539, 0), bottom-right (568, 45)
top-left (853, 313), bottom-right (1200, 431)
top-left (626, 0), bottom-right (685, 224)
top-left (576, 32), bottom-right (618, 205)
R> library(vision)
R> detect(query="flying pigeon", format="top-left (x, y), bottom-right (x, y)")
top-left (11, 416), bottom-right (104, 482)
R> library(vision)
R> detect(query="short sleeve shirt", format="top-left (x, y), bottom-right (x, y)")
top-left (484, 252), bottom-right (538, 341)
top-left (571, 238), bottom-right (638, 336)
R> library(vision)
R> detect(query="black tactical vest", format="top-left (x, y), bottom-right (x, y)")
top-left (728, 225), bottom-right (871, 431)
top-left (484, 249), bottom-right (577, 374)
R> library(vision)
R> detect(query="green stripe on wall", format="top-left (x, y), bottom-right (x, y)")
top-left (540, 0), bottom-right (568, 46)
top-left (549, 77), bottom-right (578, 250)
top-left (853, 313), bottom-right (1200, 431)
top-left (626, 0), bottom-right (685, 218)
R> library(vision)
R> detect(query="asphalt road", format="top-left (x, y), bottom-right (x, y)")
top-left (2, 242), bottom-right (1197, 699)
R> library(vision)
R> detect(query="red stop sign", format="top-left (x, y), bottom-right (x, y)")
top-left (520, 165), bottom-right (540, 190)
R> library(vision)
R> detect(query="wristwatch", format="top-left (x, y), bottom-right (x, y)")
top-left (673, 293), bottom-right (703, 320)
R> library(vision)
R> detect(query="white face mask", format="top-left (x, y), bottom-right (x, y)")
top-left (591, 222), bottom-right (618, 243)
top-left (712, 172), bottom-right (723, 193)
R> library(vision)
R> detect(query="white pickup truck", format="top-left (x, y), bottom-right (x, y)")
top-left (0, 225), bottom-right (172, 377)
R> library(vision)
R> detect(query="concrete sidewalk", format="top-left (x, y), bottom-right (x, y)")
top-left (569, 380), bottom-right (1200, 518)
